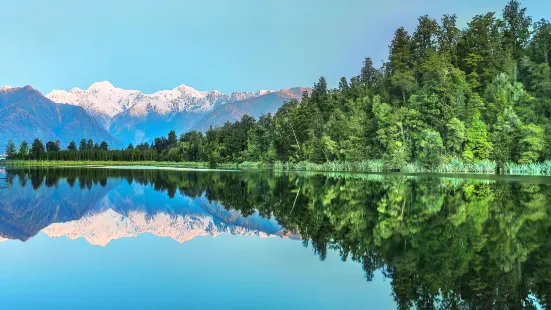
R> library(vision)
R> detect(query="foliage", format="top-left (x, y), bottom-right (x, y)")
top-left (11, 1), bottom-right (551, 175)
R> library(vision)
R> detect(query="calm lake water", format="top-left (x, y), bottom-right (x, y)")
top-left (0, 166), bottom-right (550, 309)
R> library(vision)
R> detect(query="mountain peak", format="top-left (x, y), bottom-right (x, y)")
top-left (88, 80), bottom-right (115, 91)
top-left (175, 84), bottom-right (203, 97)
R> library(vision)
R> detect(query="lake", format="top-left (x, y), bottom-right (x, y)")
top-left (0, 166), bottom-right (549, 309)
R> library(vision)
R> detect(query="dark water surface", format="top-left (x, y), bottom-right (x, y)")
top-left (0, 166), bottom-right (550, 309)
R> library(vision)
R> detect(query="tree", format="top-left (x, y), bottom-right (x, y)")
top-left (87, 139), bottom-right (94, 150)
top-left (484, 73), bottom-right (526, 124)
top-left (67, 141), bottom-right (77, 150)
top-left (19, 141), bottom-right (28, 158)
top-left (79, 139), bottom-right (87, 151)
top-left (100, 141), bottom-right (109, 151)
top-left (167, 130), bottom-right (177, 147)
top-left (359, 57), bottom-right (381, 92)
top-left (373, 97), bottom-right (415, 169)
top-left (5, 140), bottom-right (16, 159)
top-left (391, 69), bottom-right (416, 105)
top-left (502, 0), bottom-right (532, 61)
top-left (518, 123), bottom-right (545, 163)
top-left (412, 15), bottom-right (440, 82)
top-left (463, 114), bottom-right (492, 161)
top-left (492, 108), bottom-right (521, 170)
top-left (127, 144), bottom-right (134, 151)
top-left (418, 130), bottom-right (443, 170)
top-left (458, 13), bottom-right (509, 92)
top-left (153, 138), bottom-right (164, 153)
top-left (388, 27), bottom-right (413, 73)
top-left (46, 141), bottom-right (59, 153)
top-left (445, 118), bottom-right (466, 158)
top-left (530, 19), bottom-right (551, 66)
top-left (438, 14), bottom-right (460, 66)
top-left (30, 139), bottom-right (45, 160)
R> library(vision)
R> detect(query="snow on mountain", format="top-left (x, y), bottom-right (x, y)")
top-left (46, 81), bottom-right (274, 128)
top-left (42, 208), bottom-right (291, 246)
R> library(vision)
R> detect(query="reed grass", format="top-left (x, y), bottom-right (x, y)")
top-left (7, 159), bottom-right (551, 175)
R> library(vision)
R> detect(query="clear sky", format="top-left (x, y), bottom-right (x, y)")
top-left (0, 0), bottom-right (550, 94)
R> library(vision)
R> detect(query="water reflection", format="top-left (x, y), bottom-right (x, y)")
top-left (1, 167), bottom-right (551, 309)
top-left (0, 167), bottom-right (288, 245)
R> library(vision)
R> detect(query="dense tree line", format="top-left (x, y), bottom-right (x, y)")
top-left (6, 1), bottom-right (551, 172)
top-left (4, 138), bottom-right (157, 161)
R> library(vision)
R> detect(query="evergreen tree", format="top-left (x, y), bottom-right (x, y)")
top-left (5, 140), bottom-right (16, 159)
top-left (67, 141), bottom-right (77, 150)
top-left (19, 141), bottom-right (28, 158)
top-left (87, 139), bottom-right (94, 150)
top-left (502, 0), bottom-right (532, 61)
top-left (30, 139), bottom-right (45, 160)
top-left (79, 139), bottom-right (87, 151)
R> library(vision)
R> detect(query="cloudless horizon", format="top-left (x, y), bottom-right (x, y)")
top-left (1, 0), bottom-right (550, 94)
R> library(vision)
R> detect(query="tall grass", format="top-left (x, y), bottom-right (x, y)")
top-left (270, 158), bottom-right (549, 175)
top-left (503, 161), bottom-right (551, 175)
top-left (273, 160), bottom-right (386, 172)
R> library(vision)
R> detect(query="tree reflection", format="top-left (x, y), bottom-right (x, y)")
top-left (2, 167), bottom-right (551, 309)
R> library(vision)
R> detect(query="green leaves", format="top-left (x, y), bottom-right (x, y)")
top-left (519, 123), bottom-right (546, 163)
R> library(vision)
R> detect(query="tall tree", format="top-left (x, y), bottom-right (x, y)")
top-left (87, 139), bottom-right (94, 150)
top-left (5, 140), bottom-right (16, 159)
top-left (412, 15), bottom-right (440, 83)
top-left (167, 130), bottom-right (177, 147)
top-left (458, 13), bottom-right (509, 92)
top-left (502, 0), bottom-right (532, 61)
top-left (530, 19), bottom-right (551, 66)
top-left (19, 141), bottom-right (28, 158)
top-left (100, 141), bottom-right (109, 151)
top-left (67, 141), bottom-right (77, 150)
top-left (46, 141), bottom-right (60, 152)
top-left (30, 139), bottom-right (45, 160)
top-left (438, 14), bottom-right (460, 66)
top-left (79, 139), bottom-right (87, 151)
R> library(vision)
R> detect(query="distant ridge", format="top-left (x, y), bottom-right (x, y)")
top-left (0, 85), bottom-right (120, 151)
top-left (46, 82), bottom-right (309, 144)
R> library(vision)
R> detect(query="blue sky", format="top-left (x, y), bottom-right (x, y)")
top-left (0, 0), bottom-right (550, 94)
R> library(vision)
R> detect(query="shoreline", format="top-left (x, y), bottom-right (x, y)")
top-left (4, 160), bottom-right (551, 177)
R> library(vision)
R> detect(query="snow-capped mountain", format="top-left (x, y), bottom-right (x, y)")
top-left (46, 81), bottom-right (308, 145)
top-left (42, 208), bottom-right (292, 246)
top-left (46, 81), bottom-right (274, 129)
top-left (46, 81), bottom-right (139, 128)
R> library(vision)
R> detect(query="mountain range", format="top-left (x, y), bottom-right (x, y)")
top-left (45, 81), bottom-right (309, 146)
top-left (0, 86), bottom-right (120, 150)
top-left (0, 169), bottom-right (294, 245)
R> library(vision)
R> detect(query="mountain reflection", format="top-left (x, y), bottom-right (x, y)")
top-left (0, 167), bottom-right (289, 244)
top-left (1, 166), bottom-right (551, 309)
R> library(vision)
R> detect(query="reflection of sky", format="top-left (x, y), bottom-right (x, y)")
top-left (0, 233), bottom-right (394, 309)
top-left (0, 169), bottom-right (394, 308)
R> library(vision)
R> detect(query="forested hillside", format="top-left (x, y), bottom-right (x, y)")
top-left (155, 0), bottom-right (551, 172)
top-left (8, 1), bottom-right (551, 173)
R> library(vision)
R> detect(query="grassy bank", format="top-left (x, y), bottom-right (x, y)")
top-left (5, 159), bottom-right (551, 175)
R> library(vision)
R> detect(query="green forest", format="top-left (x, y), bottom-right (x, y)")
top-left (6, 1), bottom-right (551, 174)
